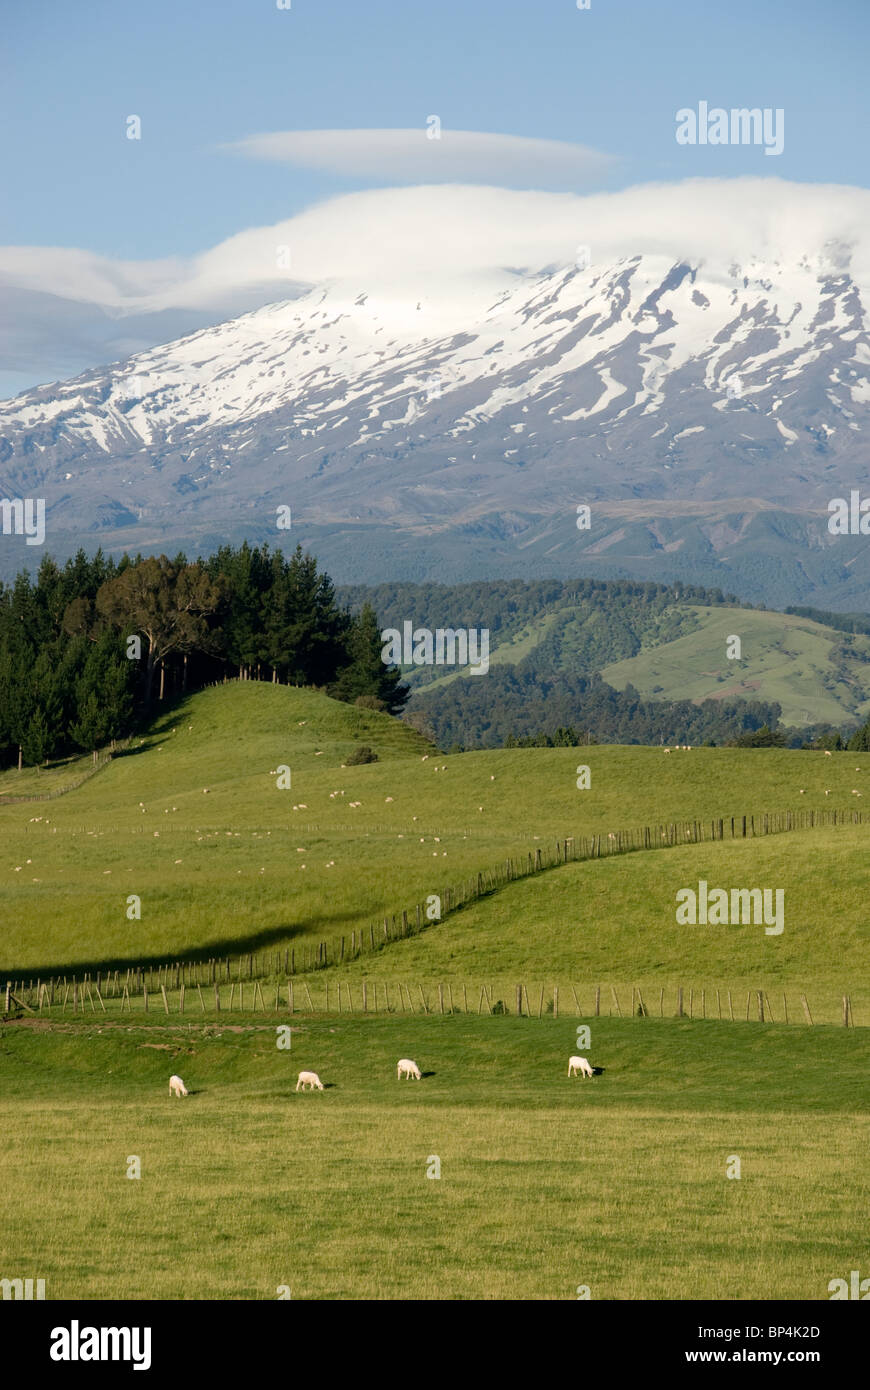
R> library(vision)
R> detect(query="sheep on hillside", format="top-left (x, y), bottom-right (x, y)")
top-left (296, 1071), bottom-right (324, 1092)
top-left (397, 1059), bottom-right (421, 1080)
top-left (169, 1075), bottom-right (188, 1097)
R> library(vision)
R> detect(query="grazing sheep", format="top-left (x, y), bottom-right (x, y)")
top-left (824, 750), bottom-right (832, 757)
top-left (397, 1058), bottom-right (421, 1080)
top-left (169, 1074), bottom-right (188, 1097)
top-left (568, 1056), bottom-right (594, 1079)
top-left (296, 1071), bottom-right (324, 1092)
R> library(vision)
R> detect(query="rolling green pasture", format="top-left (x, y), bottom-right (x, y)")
top-left (0, 1014), bottom-right (867, 1300)
top-left (603, 605), bottom-right (870, 728)
top-left (2, 684), bottom-right (867, 1303)
top-left (2, 682), bottom-right (869, 977)
top-left (324, 825), bottom-right (870, 1025)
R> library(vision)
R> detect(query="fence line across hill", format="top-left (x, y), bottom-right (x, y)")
top-left (1, 977), bottom-right (858, 1028)
top-left (1, 803), bottom-right (865, 1009)
top-left (0, 739), bottom-right (131, 805)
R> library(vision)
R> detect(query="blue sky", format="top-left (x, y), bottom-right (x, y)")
top-left (0, 0), bottom-right (868, 399)
top-left (2, 0), bottom-right (867, 258)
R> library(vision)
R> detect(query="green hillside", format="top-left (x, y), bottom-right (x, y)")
top-left (412, 600), bottom-right (870, 729)
top-left (324, 825), bottom-right (870, 1024)
top-left (603, 605), bottom-right (870, 729)
top-left (2, 681), bottom-right (867, 1304)
top-left (391, 584), bottom-right (870, 745)
top-left (3, 681), bottom-right (870, 984)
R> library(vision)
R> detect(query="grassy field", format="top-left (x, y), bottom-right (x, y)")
top-left (1, 1013), bottom-right (867, 1300)
top-left (313, 824), bottom-right (870, 1025)
top-left (603, 605), bottom-right (870, 728)
top-left (3, 681), bottom-right (870, 977)
top-left (0, 748), bottom-right (103, 800)
top-left (2, 682), bottom-right (867, 1302)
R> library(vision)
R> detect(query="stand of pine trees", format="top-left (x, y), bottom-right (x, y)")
top-left (0, 543), bottom-right (408, 770)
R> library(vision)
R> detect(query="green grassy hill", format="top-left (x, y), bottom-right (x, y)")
top-left (324, 825), bottom-right (870, 1024)
top-left (404, 594), bottom-right (870, 731)
top-left (2, 681), bottom-right (867, 1304)
top-left (603, 605), bottom-right (870, 728)
top-left (3, 681), bottom-right (870, 993)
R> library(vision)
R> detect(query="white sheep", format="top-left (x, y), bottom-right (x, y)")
top-left (169, 1074), bottom-right (188, 1097)
top-left (568, 1056), bottom-right (594, 1079)
top-left (397, 1058), bottom-right (421, 1080)
top-left (296, 1071), bottom-right (324, 1092)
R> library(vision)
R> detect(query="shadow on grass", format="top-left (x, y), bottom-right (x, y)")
top-left (2, 915), bottom-right (371, 980)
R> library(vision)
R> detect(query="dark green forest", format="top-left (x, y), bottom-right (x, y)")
top-left (409, 667), bottom-right (791, 751)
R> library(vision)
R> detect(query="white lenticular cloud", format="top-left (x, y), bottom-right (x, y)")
top-left (222, 127), bottom-right (617, 187)
top-left (2, 177), bottom-right (869, 397)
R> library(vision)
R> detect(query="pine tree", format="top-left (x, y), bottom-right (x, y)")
top-left (330, 603), bottom-right (409, 713)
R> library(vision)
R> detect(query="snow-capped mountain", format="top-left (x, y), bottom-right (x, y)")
top-left (1, 248), bottom-right (869, 602)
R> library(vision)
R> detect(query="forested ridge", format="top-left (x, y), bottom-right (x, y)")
top-left (0, 544), bottom-right (406, 770)
top-left (3, 551), bottom-right (869, 769)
